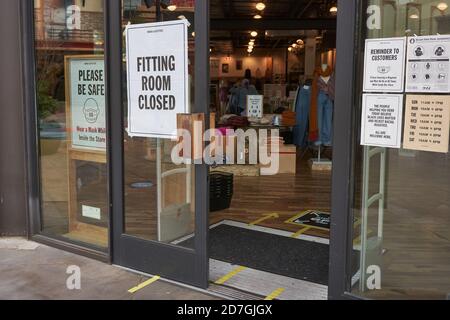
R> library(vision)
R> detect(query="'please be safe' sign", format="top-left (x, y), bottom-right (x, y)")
top-left (125, 20), bottom-right (189, 139)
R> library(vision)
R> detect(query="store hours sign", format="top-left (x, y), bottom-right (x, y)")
top-left (126, 20), bottom-right (189, 139)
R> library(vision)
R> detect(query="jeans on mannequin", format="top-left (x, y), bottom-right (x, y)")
top-left (293, 87), bottom-right (311, 148)
top-left (316, 90), bottom-right (333, 147)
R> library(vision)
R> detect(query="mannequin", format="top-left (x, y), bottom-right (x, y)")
top-left (320, 63), bottom-right (331, 84)
top-left (309, 64), bottom-right (334, 147)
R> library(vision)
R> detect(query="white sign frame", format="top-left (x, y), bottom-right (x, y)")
top-left (360, 93), bottom-right (404, 148)
top-left (125, 20), bottom-right (190, 139)
top-left (405, 35), bottom-right (450, 93)
top-left (65, 55), bottom-right (106, 152)
top-left (363, 37), bottom-right (406, 93)
top-left (246, 95), bottom-right (264, 118)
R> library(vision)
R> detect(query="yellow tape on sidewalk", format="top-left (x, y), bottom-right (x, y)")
top-left (128, 275), bottom-right (160, 293)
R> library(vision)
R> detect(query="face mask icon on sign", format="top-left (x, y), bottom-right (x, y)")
top-left (83, 98), bottom-right (100, 123)
top-left (414, 46), bottom-right (424, 57)
top-left (435, 46), bottom-right (445, 57)
top-left (377, 66), bottom-right (390, 74)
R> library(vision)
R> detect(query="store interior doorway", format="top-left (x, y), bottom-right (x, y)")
top-left (181, 0), bottom-right (346, 300)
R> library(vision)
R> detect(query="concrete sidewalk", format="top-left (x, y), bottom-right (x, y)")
top-left (0, 238), bottom-right (220, 300)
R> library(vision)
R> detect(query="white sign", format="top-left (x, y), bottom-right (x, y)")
top-left (363, 37), bottom-right (406, 92)
top-left (126, 20), bottom-right (189, 139)
top-left (246, 95), bottom-right (264, 118)
top-left (68, 57), bottom-right (106, 151)
top-left (406, 35), bottom-right (450, 93)
top-left (82, 205), bottom-right (101, 220)
top-left (361, 94), bottom-right (404, 148)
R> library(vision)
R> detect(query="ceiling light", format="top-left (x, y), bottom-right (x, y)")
top-left (409, 13), bottom-right (420, 19)
top-left (191, 31), bottom-right (195, 37)
top-left (296, 39), bottom-right (304, 45)
top-left (167, 5), bottom-right (177, 11)
top-left (178, 15), bottom-right (186, 20)
top-left (247, 48), bottom-right (253, 53)
top-left (329, 6), bottom-right (337, 13)
top-left (288, 47), bottom-right (293, 52)
top-left (437, 2), bottom-right (448, 11)
top-left (250, 31), bottom-right (258, 37)
top-left (256, 2), bottom-right (266, 11)
top-left (254, 14), bottom-right (262, 19)
top-left (292, 43), bottom-right (298, 48)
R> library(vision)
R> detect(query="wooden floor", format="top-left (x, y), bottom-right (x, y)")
top-left (209, 157), bottom-right (331, 239)
top-left (121, 138), bottom-right (333, 240)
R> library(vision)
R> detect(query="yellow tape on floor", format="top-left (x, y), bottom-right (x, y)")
top-left (249, 213), bottom-right (279, 226)
top-left (128, 275), bottom-right (160, 293)
top-left (264, 288), bottom-right (285, 300)
top-left (214, 266), bottom-right (247, 285)
top-left (291, 227), bottom-right (311, 238)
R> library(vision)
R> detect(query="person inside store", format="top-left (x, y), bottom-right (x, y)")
top-left (229, 69), bottom-right (259, 115)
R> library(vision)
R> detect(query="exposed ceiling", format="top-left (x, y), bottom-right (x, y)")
top-left (123, 0), bottom-right (338, 55)
top-left (210, 0), bottom-right (336, 19)
top-left (210, 0), bottom-right (337, 55)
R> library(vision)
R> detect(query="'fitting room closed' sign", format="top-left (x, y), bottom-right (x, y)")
top-left (126, 20), bottom-right (189, 139)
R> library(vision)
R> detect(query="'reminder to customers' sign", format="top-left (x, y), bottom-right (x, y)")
top-left (125, 20), bottom-right (189, 139)
top-left (363, 37), bottom-right (406, 93)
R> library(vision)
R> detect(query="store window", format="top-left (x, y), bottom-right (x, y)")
top-left (352, 0), bottom-right (450, 299)
top-left (34, 0), bottom-right (108, 251)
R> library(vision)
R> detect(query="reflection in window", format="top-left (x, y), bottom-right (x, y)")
top-left (34, 0), bottom-right (108, 250)
top-left (122, 1), bottom-right (197, 246)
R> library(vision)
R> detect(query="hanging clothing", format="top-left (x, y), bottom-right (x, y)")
top-left (293, 86), bottom-right (311, 148)
top-left (317, 91), bottom-right (333, 146)
top-left (309, 66), bottom-right (335, 143)
top-left (317, 73), bottom-right (336, 101)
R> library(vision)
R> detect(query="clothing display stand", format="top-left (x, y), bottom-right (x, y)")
top-left (294, 64), bottom-right (334, 171)
top-left (309, 145), bottom-right (332, 171)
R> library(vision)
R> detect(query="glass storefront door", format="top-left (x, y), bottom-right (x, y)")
top-left (351, 0), bottom-right (450, 299)
top-left (110, 0), bottom-right (210, 288)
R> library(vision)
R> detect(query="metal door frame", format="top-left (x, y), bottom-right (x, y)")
top-left (328, 0), bottom-right (362, 299)
top-left (107, 0), bottom-right (210, 288)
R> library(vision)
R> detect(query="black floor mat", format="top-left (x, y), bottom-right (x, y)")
top-left (180, 224), bottom-right (332, 285)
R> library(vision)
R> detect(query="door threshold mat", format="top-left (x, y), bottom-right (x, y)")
top-left (209, 259), bottom-right (327, 300)
top-left (180, 224), bottom-right (343, 285)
